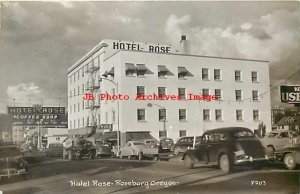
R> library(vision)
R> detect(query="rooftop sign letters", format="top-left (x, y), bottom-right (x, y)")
top-left (280, 85), bottom-right (300, 104)
top-left (112, 41), bottom-right (171, 53)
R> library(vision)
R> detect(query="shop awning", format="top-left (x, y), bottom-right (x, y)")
top-left (136, 64), bottom-right (154, 74)
top-left (158, 65), bottom-right (174, 76)
top-left (126, 131), bottom-right (156, 141)
top-left (95, 131), bottom-right (117, 141)
top-left (178, 67), bottom-right (194, 77)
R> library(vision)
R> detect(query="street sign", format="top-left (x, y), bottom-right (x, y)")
top-left (280, 85), bottom-right (300, 104)
top-left (98, 124), bottom-right (113, 130)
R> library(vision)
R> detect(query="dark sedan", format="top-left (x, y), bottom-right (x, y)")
top-left (173, 136), bottom-right (201, 156)
top-left (274, 145), bottom-right (300, 170)
top-left (182, 127), bottom-right (269, 173)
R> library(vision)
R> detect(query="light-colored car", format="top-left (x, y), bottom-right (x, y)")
top-left (120, 141), bottom-right (158, 160)
top-left (260, 130), bottom-right (300, 153)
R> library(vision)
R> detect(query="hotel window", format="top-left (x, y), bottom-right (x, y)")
top-left (69, 76), bottom-right (72, 84)
top-left (158, 65), bottom-right (174, 78)
top-left (74, 104), bottom-right (76, 113)
top-left (214, 69), bottom-right (221, 80)
top-left (78, 86), bottom-right (80, 95)
top-left (178, 67), bottom-right (193, 79)
top-left (202, 68), bottom-right (209, 80)
top-left (236, 110), bottom-right (243, 121)
top-left (82, 118), bottom-right (85, 127)
top-left (73, 73), bottom-right (76, 82)
top-left (179, 130), bottom-right (187, 137)
top-left (253, 110), bottom-right (259, 121)
top-left (137, 109), bottom-right (146, 121)
top-left (125, 63), bottom-right (136, 76)
top-left (215, 109), bottom-right (223, 121)
top-left (235, 90), bottom-right (242, 101)
top-left (215, 89), bottom-right (222, 100)
top-left (252, 90), bottom-right (259, 101)
top-left (112, 110), bottom-right (116, 123)
top-left (203, 109), bottom-right (210, 121)
top-left (69, 106), bottom-right (72, 114)
top-left (98, 114), bottom-right (100, 125)
top-left (179, 109), bottom-right (187, 121)
top-left (235, 70), bottom-right (241, 81)
top-left (82, 84), bottom-right (84, 94)
top-left (77, 71), bottom-right (80, 80)
top-left (159, 109), bottom-right (166, 121)
top-left (78, 102), bottom-right (80, 112)
top-left (137, 86), bottom-right (145, 95)
top-left (82, 67), bottom-right (84, 77)
top-left (178, 88), bottom-right (186, 99)
top-left (158, 87), bottom-right (166, 96)
top-left (70, 91), bottom-right (72, 98)
top-left (202, 89), bottom-right (209, 96)
top-left (136, 64), bottom-right (153, 76)
top-left (78, 119), bottom-right (80, 127)
top-left (251, 71), bottom-right (258, 82)
top-left (82, 101), bottom-right (84, 110)
top-left (159, 131), bottom-right (167, 138)
top-left (107, 67), bottom-right (115, 78)
top-left (87, 116), bottom-right (89, 126)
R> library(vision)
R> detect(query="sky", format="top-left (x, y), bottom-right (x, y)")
top-left (0, 1), bottom-right (299, 113)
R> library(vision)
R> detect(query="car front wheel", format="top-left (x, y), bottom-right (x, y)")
top-left (284, 153), bottom-right (296, 170)
top-left (219, 154), bottom-right (232, 174)
top-left (184, 155), bottom-right (194, 169)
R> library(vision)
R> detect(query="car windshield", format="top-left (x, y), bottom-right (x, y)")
top-left (233, 130), bottom-right (255, 138)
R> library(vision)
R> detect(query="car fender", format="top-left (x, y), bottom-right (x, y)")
top-left (182, 150), bottom-right (197, 161)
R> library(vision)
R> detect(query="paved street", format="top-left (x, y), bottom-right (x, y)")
top-left (0, 157), bottom-right (299, 194)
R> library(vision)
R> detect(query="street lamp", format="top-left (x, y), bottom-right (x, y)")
top-left (99, 77), bottom-right (120, 156)
top-left (147, 103), bottom-right (166, 136)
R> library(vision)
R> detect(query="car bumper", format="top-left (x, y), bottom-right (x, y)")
top-left (235, 156), bottom-right (269, 164)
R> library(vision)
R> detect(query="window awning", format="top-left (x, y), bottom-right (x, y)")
top-left (158, 65), bottom-right (174, 76)
top-left (108, 67), bottom-right (114, 76)
top-left (102, 71), bottom-right (109, 77)
top-left (136, 64), bottom-right (154, 74)
top-left (178, 67), bottom-right (193, 77)
top-left (125, 63), bottom-right (136, 71)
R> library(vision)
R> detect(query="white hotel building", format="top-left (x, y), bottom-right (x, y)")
top-left (67, 36), bottom-right (271, 145)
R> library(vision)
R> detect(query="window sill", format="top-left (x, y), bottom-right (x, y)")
top-left (202, 79), bottom-right (210, 81)
top-left (126, 75), bottom-right (136, 77)
top-left (236, 120), bottom-right (244, 122)
top-left (179, 120), bottom-right (188, 122)
top-left (252, 100), bottom-right (260, 102)
top-left (138, 120), bottom-right (147, 123)
top-left (235, 80), bottom-right (243, 83)
top-left (252, 81), bottom-right (259, 83)
top-left (216, 120), bottom-right (224, 122)
top-left (158, 77), bottom-right (167, 79)
top-left (214, 79), bottom-right (222, 81)
top-left (159, 120), bottom-right (168, 122)
top-left (236, 100), bottom-right (244, 102)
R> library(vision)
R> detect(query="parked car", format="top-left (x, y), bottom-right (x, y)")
top-left (65, 138), bottom-right (96, 160)
top-left (158, 138), bottom-right (175, 161)
top-left (95, 141), bottom-right (112, 158)
top-left (120, 141), bottom-right (158, 160)
top-left (173, 136), bottom-right (201, 156)
top-left (260, 130), bottom-right (300, 153)
top-left (45, 143), bottom-right (63, 157)
top-left (143, 139), bottom-right (159, 148)
top-left (182, 127), bottom-right (268, 173)
top-left (0, 145), bottom-right (28, 180)
top-left (274, 145), bottom-right (300, 170)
